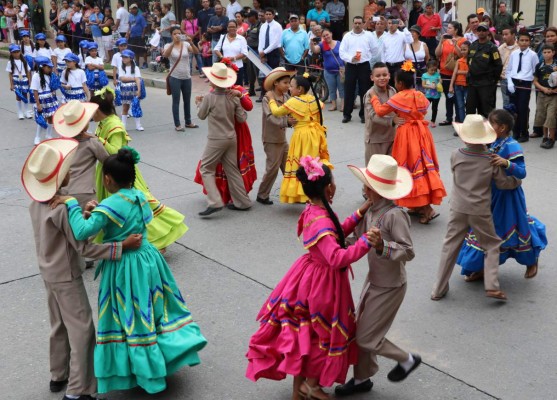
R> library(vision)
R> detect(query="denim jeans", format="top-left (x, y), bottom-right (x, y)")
top-left (211, 38), bottom-right (220, 64)
top-left (189, 52), bottom-right (204, 75)
top-left (454, 85), bottom-right (468, 123)
top-left (169, 76), bottom-right (192, 127)
top-left (324, 70), bottom-right (344, 101)
top-left (500, 78), bottom-right (510, 108)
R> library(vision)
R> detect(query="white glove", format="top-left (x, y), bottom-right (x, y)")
top-left (507, 80), bottom-right (515, 94)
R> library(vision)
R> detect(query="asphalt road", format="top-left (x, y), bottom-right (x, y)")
top-left (0, 70), bottom-right (554, 400)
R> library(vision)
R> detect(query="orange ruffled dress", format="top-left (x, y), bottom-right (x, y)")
top-left (269, 94), bottom-right (330, 204)
top-left (371, 89), bottom-right (446, 208)
top-left (194, 85), bottom-right (257, 204)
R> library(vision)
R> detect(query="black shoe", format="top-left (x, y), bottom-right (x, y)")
top-left (335, 378), bottom-right (373, 396)
top-left (50, 379), bottom-right (68, 393)
top-left (387, 354), bottom-right (422, 382)
top-left (85, 260), bottom-right (95, 269)
top-left (256, 196), bottom-right (273, 205)
top-left (541, 139), bottom-right (555, 149)
top-left (63, 396), bottom-right (102, 400)
top-left (438, 120), bottom-right (452, 126)
top-left (360, 117), bottom-right (365, 123)
top-left (198, 206), bottom-right (223, 216)
top-left (516, 136), bottom-right (529, 143)
top-left (342, 117), bottom-right (351, 123)
top-left (255, 98), bottom-right (263, 103)
top-left (227, 204), bottom-right (251, 211)
top-left (248, 91), bottom-right (256, 96)
top-left (453, 131), bottom-right (459, 137)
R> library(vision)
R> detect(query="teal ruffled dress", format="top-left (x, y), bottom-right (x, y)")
top-left (65, 188), bottom-right (207, 394)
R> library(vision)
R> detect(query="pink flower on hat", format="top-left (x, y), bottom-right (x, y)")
top-left (299, 156), bottom-right (325, 181)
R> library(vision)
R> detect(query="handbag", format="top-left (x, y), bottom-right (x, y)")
top-left (328, 42), bottom-right (345, 83)
top-left (409, 43), bottom-right (426, 77)
top-left (444, 43), bottom-right (457, 71)
top-left (165, 42), bottom-right (183, 95)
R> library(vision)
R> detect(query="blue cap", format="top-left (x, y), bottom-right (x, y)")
top-left (88, 42), bottom-right (99, 50)
top-left (9, 44), bottom-right (21, 53)
top-left (35, 56), bottom-right (54, 68)
top-left (121, 49), bottom-right (135, 59)
top-left (115, 38), bottom-right (128, 46)
top-left (20, 30), bottom-right (30, 37)
top-left (79, 40), bottom-right (90, 49)
top-left (55, 34), bottom-right (67, 42)
top-left (63, 53), bottom-right (80, 63)
top-left (35, 33), bottom-right (47, 40)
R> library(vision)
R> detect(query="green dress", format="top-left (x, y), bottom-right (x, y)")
top-left (95, 114), bottom-right (188, 250)
top-left (65, 189), bottom-right (207, 394)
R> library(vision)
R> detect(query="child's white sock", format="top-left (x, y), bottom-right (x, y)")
top-left (45, 124), bottom-right (54, 139)
top-left (135, 117), bottom-right (143, 130)
top-left (400, 353), bottom-right (415, 372)
top-left (34, 125), bottom-right (43, 144)
top-left (354, 378), bottom-right (369, 385)
top-left (64, 395), bottom-right (79, 399)
top-left (16, 100), bottom-right (22, 113)
top-left (121, 114), bottom-right (128, 128)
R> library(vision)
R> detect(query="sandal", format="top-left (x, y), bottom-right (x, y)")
top-left (439, 120), bottom-right (452, 126)
top-left (407, 208), bottom-right (423, 217)
top-left (328, 106), bottom-right (337, 111)
top-left (486, 290), bottom-right (507, 301)
top-left (524, 264), bottom-right (538, 279)
top-left (419, 212), bottom-right (440, 225)
top-left (298, 382), bottom-right (330, 400)
top-left (464, 271), bottom-right (484, 282)
top-left (185, 123), bottom-right (199, 128)
top-left (175, 126), bottom-right (185, 132)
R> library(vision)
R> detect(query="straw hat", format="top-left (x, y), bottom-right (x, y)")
top-left (348, 155), bottom-right (413, 200)
top-left (453, 114), bottom-right (497, 144)
top-left (263, 67), bottom-right (295, 92)
top-left (21, 138), bottom-right (79, 202)
top-left (53, 100), bottom-right (99, 138)
top-left (202, 62), bottom-right (237, 88)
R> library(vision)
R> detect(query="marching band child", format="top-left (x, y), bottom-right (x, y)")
top-left (60, 53), bottom-right (89, 102)
top-left (84, 42), bottom-right (108, 91)
top-left (20, 30), bottom-right (34, 57)
top-left (52, 34), bottom-right (72, 76)
top-left (31, 57), bottom-right (60, 145)
top-left (6, 44), bottom-right (33, 120)
top-left (111, 37), bottom-right (128, 87)
top-left (78, 40), bottom-right (90, 69)
top-left (33, 33), bottom-right (53, 62)
top-left (118, 49), bottom-right (144, 131)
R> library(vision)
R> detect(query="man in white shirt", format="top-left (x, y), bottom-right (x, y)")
top-left (497, 27), bottom-right (518, 108)
top-left (339, 16), bottom-right (382, 123)
top-left (258, 8), bottom-right (282, 69)
top-left (114, 0), bottom-right (130, 37)
top-left (464, 13), bottom-right (479, 43)
top-left (370, 17), bottom-right (387, 67)
top-left (226, 0), bottom-right (243, 22)
top-left (506, 31), bottom-right (540, 142)
top-left (438, 0), bottom-right (456, 35)
top-left (382, 17), bottom-right (412, 86)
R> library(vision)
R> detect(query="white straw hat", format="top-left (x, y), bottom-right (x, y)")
top-left (453, 114), bottom-right (497, 144)
top-left (53, 100), bottom-right (99, 138)
top-left (263, 67), bottom-right (295, 92)
top-left (348, 154), bottom-right (413, 200)
top-left (202, 62), bottom-right (237, 88)
top-left (21, 138), bottom-right (79, 202)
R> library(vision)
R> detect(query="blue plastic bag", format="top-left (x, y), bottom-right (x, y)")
top-left (85, 69), bottom-right (96, 88)
top-left (130, 97), bottom-right (142, 118)
top-left (98, 70), bottom-right (109, 87)
top-left (49, 73), bottom-right (61, 90)
top-left (114, 85), bottom-right (122, 106)
top-left (14, 88), bottom-right (28, 103)
top-left (25, 54), bottom-right (34, 70)
top-left (34, 108), bottom-right (48, 129)
top-left (139, 79), bottom-right (146, 100)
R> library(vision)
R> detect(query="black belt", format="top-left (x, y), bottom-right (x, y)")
top-left (512, 78), bottom-right (532, 85)
top-left (386, 62), bottom-right (403, 67)
top-left (331, 20), bottom-right (343, 22)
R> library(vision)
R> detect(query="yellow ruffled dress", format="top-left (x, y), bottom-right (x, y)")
top-left (269, 94), bottom-right (331, 204)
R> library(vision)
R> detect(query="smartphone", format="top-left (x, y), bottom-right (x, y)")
top-left (179, 34), bottom-right (187, 41)
top-left (391, 19), bottom-right (400, 25)
top-left (443, 34), bottom-right (453, 39)
top-left (372, 16), bottom-right (380, 22)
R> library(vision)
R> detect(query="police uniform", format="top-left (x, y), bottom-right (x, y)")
top-left (466, 34), bottom-right (503, 118)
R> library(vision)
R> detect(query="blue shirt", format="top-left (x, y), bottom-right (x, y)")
top-left (306, 8), bottom-right (330, 24)
top-left (281, 28), bottom-right (309, 64)
top-left (320, 41), bottom-right (344, 72)
top-left (197, 7), bottom-right (215, 34)
top-left (89, 12), bottom-right (104, 37)
top-left (421, 72), bottom-right (441, 99)
top-left (129, 13), bottom-right (147, 38)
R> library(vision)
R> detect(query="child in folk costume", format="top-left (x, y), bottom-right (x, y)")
top-left (256, 67), bottom-right (295, 205)
top-left (336, 155), bottom-right (421, 397)
top-left (118, 49), bottom-right (144, 131)
top-left (6, 44), bottom-right (33, 119)
top-left (432, 114), bottom-right (522, 302)
top-left (111, 38), bottom-right (128, 87)
top-left (457, 110), bottom-right (547, 282)
top-left (193, 58), bottom-right (256, 206)
top-left (52, 34), bottom-right (72, 76)
top-left (90, 87), bottom-right (188, 251)
top-left (33, 33), bottom-right (53, 61)
top-left (60, 53), bottom-right (89, 102)
top-left (32, 56), bottom-right (60, 145)
top-left (246, 157), bottom-right (375, 399)
top-left (268, 74), bottom-right (330, 204)
top-left (50, 147), bottom-right (207, 395)
top-left (370, 60), bottom-right (447, 224)
top-left (21, 138), bottom-right (141, 400)
top-left (84, 42), bottom-right (108, 92)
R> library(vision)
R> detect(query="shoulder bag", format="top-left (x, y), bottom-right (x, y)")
top-left (328, 42), bottom-right (345, 83)
top-left (165, 42), bottom-right (184, 95)
top-left (443, 41), bottom-right (457, 71)
top-left (409, 42), bottom-right (426, 77)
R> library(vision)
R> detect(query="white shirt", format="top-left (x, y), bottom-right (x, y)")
top-left (16, 11), bottom-right (26, 28)
top-left (119, 64), bottom-right (141, 78)
top-left (382, 28), bottom-right (412, 63)
top-left (405, 41), bottom-right (426, 63)
top-left (226, 1), bottom-right (243, 21)
top-left (214, 34), bottom-right (248, 68)
top-left (339, 30), bottom-right (381, 64)
top-left (61, 68), bottom-right (87, 87)
top-left (33, 47), bottom-right (53, 59)
top-left (116, 7), bottom-right (130, 33)
top-left (111, 52), bottom-right (123, 70)
top-left (23, 44), bottom-right (34, 56)
top-left (258, 20), bottom-right (282, 54)
top-left (30, 72), bottom-right (52, 92)
top-left (53, 47), bottom-right (72, 62)
top-left (5, 59), bottom-right (28, 77)
top-left (72, 11), bottom-right (82, 25)
top-left (85, 56), bottom-right (104, 67)
top-left (506, 48), bottom-right (539, 82)
top-left (464, 31), bottom-right (478, 43)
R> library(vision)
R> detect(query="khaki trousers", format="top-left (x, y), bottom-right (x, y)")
top-left (354, 282), bottom-right (408, 379)
top-left (257, 142), bottom-right (288, 200)
top-left (44, 276), bottom-right (96, 396)
top-left (200, 138), bottom-right (252, 209)
top-left (365, 141), bottom-right (393, 164)
top-left (432, 210), bottom-right (501, 297)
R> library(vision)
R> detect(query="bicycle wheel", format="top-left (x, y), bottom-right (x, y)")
top-left (313, 76), bottom-right (329, 102)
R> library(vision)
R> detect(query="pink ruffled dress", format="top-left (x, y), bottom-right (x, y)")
top-left (245, 204), bottom-right (372, 387)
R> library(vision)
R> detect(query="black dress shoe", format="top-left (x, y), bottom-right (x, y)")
top-left (255, 98), bottom-right (263, 103)
top-left (256, 196), bottom-right (273, 205)
top-left (541, 139), bottom-right (555, 149)
top-left (248, 91), bottom-right (256, 96)
top-left (198, 206), bottom-right (223, 216)
top-left (342, 117), bottom-right (351, 123)
top-left (360, 117), bottom-right (365, 123)
top-left (335, 378), bottom-right (373, 396)
top-left (516, 136), bottom-right (529, 143)
top-left (387, 354), bottom-right (422, 382)
top-left (227, 204), bottom-right (251, 211)
top-left (438, 120), bottom-right (452, 126)
top-left (50, 379), bottom-right (68, 393)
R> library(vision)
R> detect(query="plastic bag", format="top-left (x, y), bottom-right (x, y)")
top-left (25, 54), bottom-right (34, 70)
top-left (130, 97), bottom-right (142, 118)
top-left (98, 70), bottom-right (109, 87)
top-left (139, 79), bottom-right (146, 100)
top-left (149, 30), bottom-right (161, 47)
top-left (114, 85), bottom-right (123, 106)
top-left (50, 73), bottom-right (61, 90)
top-left (14, 88), bottom-right (28, 103)
top-left (34, 108), bottom-right (48, 129)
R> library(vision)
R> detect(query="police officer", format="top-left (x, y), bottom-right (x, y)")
top-left (246, 10), bottom-right (262, 97)
top-left (466, 22), bottom-right (503, 117)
